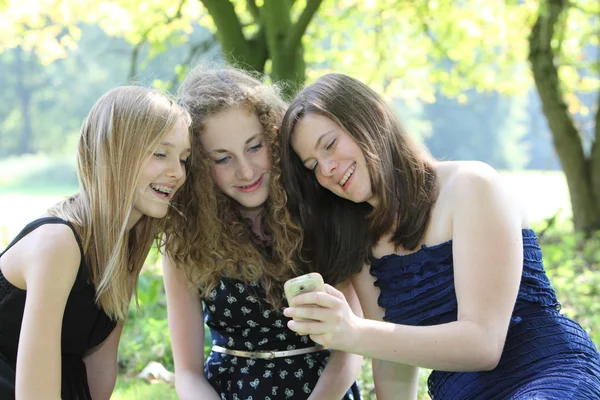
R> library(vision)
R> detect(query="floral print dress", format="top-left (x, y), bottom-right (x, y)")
top-left (203, 278), bottom-right (361, 400)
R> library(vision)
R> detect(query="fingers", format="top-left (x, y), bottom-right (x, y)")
top-left (284, 303), bottom-right (340, 322)
top-left (287, 319), bottom-right (329, 336)
top-left (324, 283), bottom-right (346, 300)
top-left (288, 287), bottom-right (342, 307)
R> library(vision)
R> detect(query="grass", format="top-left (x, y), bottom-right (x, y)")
top-left (112, 376), bottom-right (177, 400)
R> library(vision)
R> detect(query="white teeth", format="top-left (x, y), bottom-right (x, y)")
top-left (150, 184), bottom-right (174, 194)
top-left (239, 177), bottom-right (260, 188)
top-left (338, 164), bottom-right (356, 186)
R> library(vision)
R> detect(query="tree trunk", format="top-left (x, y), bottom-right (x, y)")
top-left (528, 0), bottom-right (600, 232)
top-left (15, 47), bottom-right (33, 155)
top-left (200, 0), bottom-right (322, 99)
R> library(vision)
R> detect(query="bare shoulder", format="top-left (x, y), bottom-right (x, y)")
top-left (436, 161), bottom-right (529, 227)
top-left (435, 161), bottom-right (507, 208)
top-left (438, 161), bottom-right (500, 189)
top-left (19, 223), bottom-right (82, 286)
top-left (26, 223), bottom-right (80, 256)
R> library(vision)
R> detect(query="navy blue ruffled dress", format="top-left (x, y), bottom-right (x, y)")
top-left (0, 218), bottom-right (117, 400)
top-left (370, 229), bottom-right (600, 399)
top-left (204, 278), bottom-right (362, 400)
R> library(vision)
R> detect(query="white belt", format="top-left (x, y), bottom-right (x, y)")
top-left (211, 345), bottom-right (325, 360)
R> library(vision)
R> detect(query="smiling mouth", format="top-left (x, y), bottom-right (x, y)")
top-left (338, 163), bottom-right (356, 187)
top-left (150, 183), bottom-right (174, 198)
top-left (237, 175), bottom-right (263, 192)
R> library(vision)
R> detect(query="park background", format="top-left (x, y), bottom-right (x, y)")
top-left (0, 0), bottom-right (598, 398)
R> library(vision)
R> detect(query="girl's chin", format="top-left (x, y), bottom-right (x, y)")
top-left (237, 195), bottom-right (269, 211)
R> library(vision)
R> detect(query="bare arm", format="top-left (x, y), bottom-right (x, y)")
top-left (286, 164), bottom-right (523, 372)
top-left (308, 280), bottom-right (363, 400)
top-left (162, 254), bottom-right (220, 400)
top-left (352, 268), bottom-right (419, 400)
top-left (7, 224), bottom-right (81, 400)
top-left (373, 360), bottom-right (419, 400)
top-left (83, 321), bottom-right (125, 400)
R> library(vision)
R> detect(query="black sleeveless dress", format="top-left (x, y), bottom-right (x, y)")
top-left (0, 217), bottom-right (117, 400)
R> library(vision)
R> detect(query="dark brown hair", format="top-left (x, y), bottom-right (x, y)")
top-left (164, 66), bottom-right (303, 308)
top-left (279, 73), bottom-right (438, 283)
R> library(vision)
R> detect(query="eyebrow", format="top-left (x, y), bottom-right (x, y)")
top-left (301, 129), bottom-right (337, 164)
top-left (211, 133), bottom-right (262, 153)
top-left (160, 142), bottom-right (191, 152)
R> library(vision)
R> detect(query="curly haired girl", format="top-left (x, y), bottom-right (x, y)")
top-left (163, 66), bottom-right (363, 400)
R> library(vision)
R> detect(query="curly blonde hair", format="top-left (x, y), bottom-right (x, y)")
top-left (164, 66), bottom-right (304, 308)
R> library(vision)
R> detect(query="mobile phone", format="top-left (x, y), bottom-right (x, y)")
top-left (284, 272), bottom-right (325, 304)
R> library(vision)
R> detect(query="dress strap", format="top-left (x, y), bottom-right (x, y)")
top-left (1, 217), bottom-right (85, 260)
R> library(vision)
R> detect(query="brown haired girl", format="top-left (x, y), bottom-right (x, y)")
top-left (279, 73), bottom-right (600, 399)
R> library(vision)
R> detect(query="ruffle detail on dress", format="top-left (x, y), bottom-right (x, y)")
top-left (369, 229), bottom-right (600, 399)
top-left (370, 241), bottom-right (456, 326)
top-left (369, 229), bottom-right (561, 326)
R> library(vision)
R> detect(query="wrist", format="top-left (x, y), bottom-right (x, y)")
top-left (344, 313), bottom-right (367, 351)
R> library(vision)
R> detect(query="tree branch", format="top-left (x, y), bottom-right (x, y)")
top-left (168, 36), bottom-right (218, 91)
top-left (285, 0), bottom-right (323, 53)
top-left (592, 87), bottom-right (600, 209)
top-left (567, 0), bottom-right (598, 15)
top-left (128, 40), bottom-right (145, 82)
top-left (261, 0), bottom-right (291, 54)
top-left (421, 21), bottom-right (472, 84)
top-left (246, 0), bottom-right (260, 22)
top-left (128, 0), bottom-right (188, 82)
top-left (200, 0), bottom-right (250, 64)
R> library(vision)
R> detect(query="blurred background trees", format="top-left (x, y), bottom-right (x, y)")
top-left (0, 2), bottom-right (598, 397)
top-left (1, 0), bottom-right (597, 230)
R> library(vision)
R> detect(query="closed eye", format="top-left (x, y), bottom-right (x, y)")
top-left (215, 156), bottom-right (231, 165)
top-left (248, 143), bottom-right (263, 153)
top-left (154, 152), bottom-right (166, 158)
top-left (325, 138), bottom-right (336, 151)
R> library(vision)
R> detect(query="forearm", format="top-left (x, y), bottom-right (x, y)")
top-left (175, 369), bottom-right (221, 400)
top-left (373, 359), bottom-right (418, 400)
top-left (308, 350), bottom-right (362, 400)
top-left (16, 345), bottom-right (62, 400)
top-left (350, 319), bottom-right (502, 371)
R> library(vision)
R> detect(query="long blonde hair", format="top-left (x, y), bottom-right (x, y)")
top-left (50, 86), bottom-right (191, 320)
top-left (165, 66), bottom-right (303, 308)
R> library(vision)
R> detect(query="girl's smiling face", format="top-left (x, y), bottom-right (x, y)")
top-left (201, 106), bottom-right (271, 213)
top-left (292, 113), bottom-right (377, 206)
top-left (131, 117), bottom-right (191, 228)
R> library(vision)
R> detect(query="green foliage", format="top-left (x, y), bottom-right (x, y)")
top-left (356, 359), bottom-right (432, 400)
top-left (119, 248), bottom-right (174, 373)
top-left (537, 226), bottom-right (600, 344)
top-left (306, 0), bottom-right (532, 101)
top-left (112, 376), bottom-right (177, 400)
top-left (9, 0), bottom-right (595, 103)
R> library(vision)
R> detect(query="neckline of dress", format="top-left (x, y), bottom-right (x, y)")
top-left (372, 228), bottom-right (536, 264)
